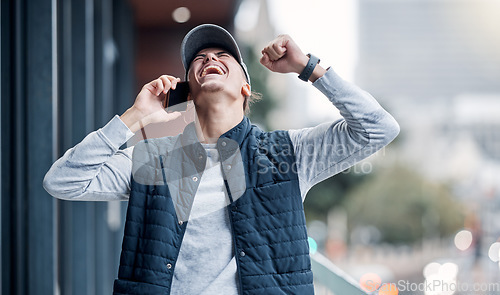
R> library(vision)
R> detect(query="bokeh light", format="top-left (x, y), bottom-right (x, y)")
top-left (488, 242), bottom-right (500, 262)
top-left (359, 272), bottom-right (382, 293)
top-left (439, 262), bottom-right (458, 280)
top-left (172, 7), bottom-right (191, 23)
top-left (379, 283), bottom-right (398, 295)
top-left (423, 262), bottom-right (441, 278)
top-left (423, 262), bottom-right (458, 295)
top-left (454, 229), bottom-right (473, 251)
top-left (308, 237), bottom-right (318, 254)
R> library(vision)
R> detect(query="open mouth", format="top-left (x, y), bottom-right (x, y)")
top-left (200, 65), bottom-right (225, 77)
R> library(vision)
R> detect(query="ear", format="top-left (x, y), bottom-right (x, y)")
top-left (241, 83), bottom-right (251, 97)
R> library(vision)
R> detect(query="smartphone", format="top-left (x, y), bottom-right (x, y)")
top-left (164, 82), bottom-right (189, 112)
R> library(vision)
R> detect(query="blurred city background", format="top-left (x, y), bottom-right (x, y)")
top-left (1, 0), bottom-right (500, 294)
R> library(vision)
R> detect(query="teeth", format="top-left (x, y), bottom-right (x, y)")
top-left (201, 65), bottom-right (224, 77)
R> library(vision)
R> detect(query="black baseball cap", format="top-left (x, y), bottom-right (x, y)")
top-left (180, 24), bottom-right (250, 85)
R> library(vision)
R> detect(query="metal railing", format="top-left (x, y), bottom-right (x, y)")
top-left (311, 252), bottom-right (370, 295)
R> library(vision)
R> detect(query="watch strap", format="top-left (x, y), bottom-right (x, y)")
top-left (298, 53), bottom-right (320, 82)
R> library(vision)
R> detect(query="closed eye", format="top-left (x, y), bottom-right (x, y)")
top-left (217, 52), bottom-right (231, 58)
top-left (193, 51), bottom-right (231, 62)
top-left (193, 54), bottom-right (205, 61)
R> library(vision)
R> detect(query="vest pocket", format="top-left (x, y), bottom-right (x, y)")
top-left (113, 278), bottom-right (169, 295)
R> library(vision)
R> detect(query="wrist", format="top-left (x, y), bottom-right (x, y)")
top-left (120, 107), bottom-right (148, 133)
top-left (295, 54), bottom-right (309, 74)
top-left (309, 64), bottom-right (327, 83)
top-left (298, 53), bottom-right (321, 82)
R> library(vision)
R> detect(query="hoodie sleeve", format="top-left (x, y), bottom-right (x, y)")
top-left (288, 68), bottom-right (400, 201)
top-left (43, 115), bottom-right (135, 201)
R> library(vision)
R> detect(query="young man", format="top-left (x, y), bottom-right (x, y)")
top-left (44, 24), bottom-right (400, 294)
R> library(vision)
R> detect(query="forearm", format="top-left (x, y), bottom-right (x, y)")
top-left (309, 64), bottom-right (327, 83)
top-left (43, 115), bottom-right (135, 200)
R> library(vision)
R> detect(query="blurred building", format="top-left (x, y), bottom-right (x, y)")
top-left (355, 0), bottom-right (500, 178)
top-left (1, 0), bottom-right (241, 294)
top-left (356, 0), bottom-right (500, 101)
top-left (355, 0), bottom-right (500, 283)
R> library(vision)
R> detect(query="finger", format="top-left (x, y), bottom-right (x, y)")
top-left (262, 47), bottom-right (279, 61)
top-left (262, 45), bottom-right (277, 61)
top-left (260, 52), bottom-right (271, 68)
top-left (163, 110), bottom-right (182, 121)
top-left (153, 109), bottom-right (182, 123)
top-left (153, 78), bottom-right (164, 96)
top-left (159, 75), bottom-right (173, 94)
top-left (271, 42), bottom-right (287, 58)
top-left (142, 82), bottom-right (156, 95)
top-left (263, 43), bottom-right (285, 61)
top-left (162, 76), bottom-right (181, 90)
top-left (171, 77), bottom-right (181, 90)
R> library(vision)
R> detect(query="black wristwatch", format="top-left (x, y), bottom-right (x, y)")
top-left (298, 53), bottom-right (320, 82)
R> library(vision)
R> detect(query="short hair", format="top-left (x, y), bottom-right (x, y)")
top-left (243, 91), bottom-right (262, 114)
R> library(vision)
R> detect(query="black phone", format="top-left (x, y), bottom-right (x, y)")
top-left (164, 82), bottom-right (189, 112)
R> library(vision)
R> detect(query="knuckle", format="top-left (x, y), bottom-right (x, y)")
top-left (277, 34), bottom-right (288, 41)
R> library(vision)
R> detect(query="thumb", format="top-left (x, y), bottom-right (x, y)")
top-left (145, 109), bottom-right (182, 126)
top-left (159, 110), bottom-right (182, 123)
top-left (260, 52), bottom-right (271, 69)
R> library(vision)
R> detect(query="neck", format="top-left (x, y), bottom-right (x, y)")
top-left (194, 97), bottom-right (244, 144)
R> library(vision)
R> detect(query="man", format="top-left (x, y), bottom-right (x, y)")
top-left (44, 24), bottom-right (399, 294)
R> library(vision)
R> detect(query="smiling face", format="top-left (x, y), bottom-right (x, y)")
top-left (187, 47), bottom-right (250, 111)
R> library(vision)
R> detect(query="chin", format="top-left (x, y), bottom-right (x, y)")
top-left (200, 80), bottom-right (225, 93)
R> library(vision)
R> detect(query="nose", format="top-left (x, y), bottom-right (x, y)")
top-left (203, 52), bottom-right (219, 63)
